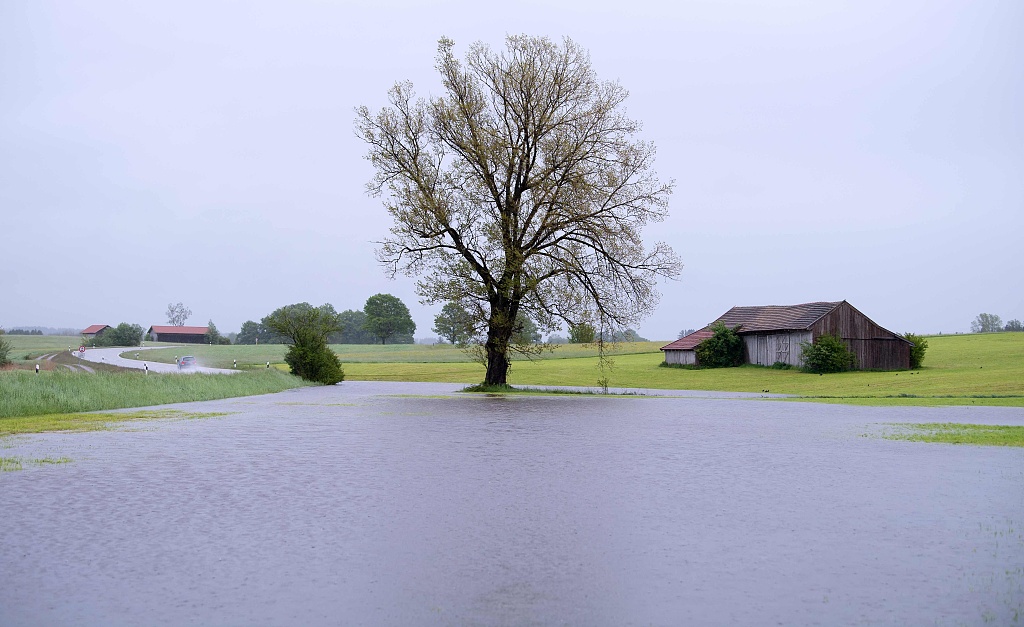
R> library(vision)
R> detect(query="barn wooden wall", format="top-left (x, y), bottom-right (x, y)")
top-left (664, 350), bottom-right (696, 365)
top-left (742, 331), bottom-right (811, 366)
top-left (811, 302), bottom-right (910, 370)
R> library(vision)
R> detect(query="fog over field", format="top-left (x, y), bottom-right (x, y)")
top-left (2, 1), bottom-right (1021, 337)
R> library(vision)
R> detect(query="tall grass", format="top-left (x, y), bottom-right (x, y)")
top-left (0, 369), bottom-right (311, 419)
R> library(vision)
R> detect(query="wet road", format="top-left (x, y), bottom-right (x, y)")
top-left (78, 346), bottom-right (236, 374)
top-left (1, 382), bottom-right (1022, 625)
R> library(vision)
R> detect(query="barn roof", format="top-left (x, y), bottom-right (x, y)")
top-left (714, 301), bottom-right (843, 333)
top-left (148, 325), bottom-right (210, 335)
top-left (81, 324), bottom-right (110, 334)
top-left (660, 328), bottom-right (715, 351)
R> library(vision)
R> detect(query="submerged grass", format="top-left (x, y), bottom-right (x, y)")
top-left (0, 369), bottom-right (311, 419)
top-left (460, 383), bottom-right (644, 397)
top-left (884, 423), bottom-right (1024, 447)
top-left (0, 409), bottom-right (229, 437)
top-left (0, 456), bottom-right (73, 472)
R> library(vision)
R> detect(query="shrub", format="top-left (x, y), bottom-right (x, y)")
top-left (800, 333), bottom-right (857, 373)
top-left (694, 322), bottom-right (744, 368)
top-left (0, 336), bottom-right (11, 366)
top-left (770, 361), bottom-right (792, 370)
top-left (904, 332), bottom-right (928, 369)
top-left (284, 340), bottom-right (345, 385)
top-left (90, 323), bottom-right (144, 347)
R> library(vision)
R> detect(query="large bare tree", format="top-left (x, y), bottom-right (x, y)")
top-left (356, 35), bottom-right (681, 385)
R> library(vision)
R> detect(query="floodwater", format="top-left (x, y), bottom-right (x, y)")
top-left (2, 382), bottom-right (1022, 625)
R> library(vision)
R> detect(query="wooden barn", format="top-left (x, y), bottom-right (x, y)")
top-left (147, 325), bottom-right (209, 344)
top-left (662, 301), bottom-right (911, 370)
top-left (81, 324), bottom-right (111, 339)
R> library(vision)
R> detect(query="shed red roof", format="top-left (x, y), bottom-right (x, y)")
top-left (81, 324), bottom-right (110, 334)
top-left (148, 325), bottom-right (210, 335)
top-left (660, 328), bottom-right (714, 351)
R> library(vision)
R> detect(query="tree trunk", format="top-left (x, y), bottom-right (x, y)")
top-left (483, 299), bottom-right (516, 386)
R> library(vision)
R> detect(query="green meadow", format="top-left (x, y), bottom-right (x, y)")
top-left (328, 333), bottom-right (1022, 406)
top-left (118, 332), bottom-right (1024, 406)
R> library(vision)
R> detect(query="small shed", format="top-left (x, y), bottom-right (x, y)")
top-left (81, 324), bottom-right (111, 338)
top-left (148, 325), bottom-right (210, 344)
top-left (662, 301), bottom-right (911, 370)
top-left (660, 328), bottom-right (714, 365)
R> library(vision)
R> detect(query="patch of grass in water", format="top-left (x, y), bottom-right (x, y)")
top-left (0, 456), bottom-right (73, 472)
top-left (0, 409), bottom-right (230, 437)
top-left (884, 423), bottom-right (1024, 447)
top-left (460, 383), bottom-right (645, 397)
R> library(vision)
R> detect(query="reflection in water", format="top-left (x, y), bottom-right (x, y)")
top-left (1, 382), bottom-right (1022, 625)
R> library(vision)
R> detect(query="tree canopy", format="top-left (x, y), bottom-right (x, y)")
top-left (433, 302), bottom-right (475, 344)
top-left (363, 294), bottom-right (416, 344)
top-left (336, 309), bottom-right (377, 344)
top-left (356, 35), bottom-right (680, 385)
top-left (263, 303), bottom-right (344, 384)
top-left (971, 313), bottom-right (1003, 333)
top-left (166, 302), bottom-right (192, 326)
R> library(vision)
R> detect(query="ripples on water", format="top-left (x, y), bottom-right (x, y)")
top-left (2, 382), bottom-right (1022, 625)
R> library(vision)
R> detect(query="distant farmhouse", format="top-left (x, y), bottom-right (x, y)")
top-left (662, 301), bottom-right (910, 370)
top-left (147, 325), bottom-right (209, 344)
top-left (81, 324), bottom-right (111, 339)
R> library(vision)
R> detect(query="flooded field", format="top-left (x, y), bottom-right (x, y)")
top-left (2, 382), bottom-right (1022, 625)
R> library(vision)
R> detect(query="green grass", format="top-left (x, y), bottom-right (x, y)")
top-left (342, 333), bottom-right (1024, 406)
top-left (2, 335), bottom-right (88, 358)
top-left (0, 409), bottom-right (229, 437)
top-left (0, 369), bottom-right (312, 419)
top-left (117, 341), bottom-right (668, 368)
top-left (883, 423), bottom-right (1024, 447)
top-left (0, 457), bottom-right (73, 472)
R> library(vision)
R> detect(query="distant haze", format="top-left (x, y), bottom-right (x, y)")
top-left (2, 1), bottom-right (1021, 338)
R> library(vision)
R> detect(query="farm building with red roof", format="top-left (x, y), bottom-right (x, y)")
top-left (661, 301), bottom-right (910, 370)
top-left (147, 325), bottom-right (210, 344)
top-left (81, 324), bottom-right (111, 338)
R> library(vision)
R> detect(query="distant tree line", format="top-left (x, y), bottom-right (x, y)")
top-left (235, 294), bottom-right (417, 346)
top-left (971, 313), bottom-right (1022, 333)
top-left (5, 329), bottom-right (44, 335)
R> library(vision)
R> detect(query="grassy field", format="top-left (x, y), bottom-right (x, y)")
top-left (0, 369), bottom-right (311, 419)
top-left (338, 333), bottom-right (1024, 406)
top-left (108, 332), bottom-right (1024, 405)
top-left (116, 341), bottom-right (668, 368)
top-left (8, 333), bottom-right (1022, 407)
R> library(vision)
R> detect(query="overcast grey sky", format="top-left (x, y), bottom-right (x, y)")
top-left (2, 0), bottom-right (1021, 339)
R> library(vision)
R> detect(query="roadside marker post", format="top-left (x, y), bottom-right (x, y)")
top-left (35, 364), bottom-right (39, 374)
top-left (145, 363), bottom-right (148, 375)
top-left (233, 359), bottom-right (237, 369)
top-left (266, 361), bottom-right (270, 369)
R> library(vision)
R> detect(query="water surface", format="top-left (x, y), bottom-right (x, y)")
top-left (2, 382), bottom-right (1022, 625)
